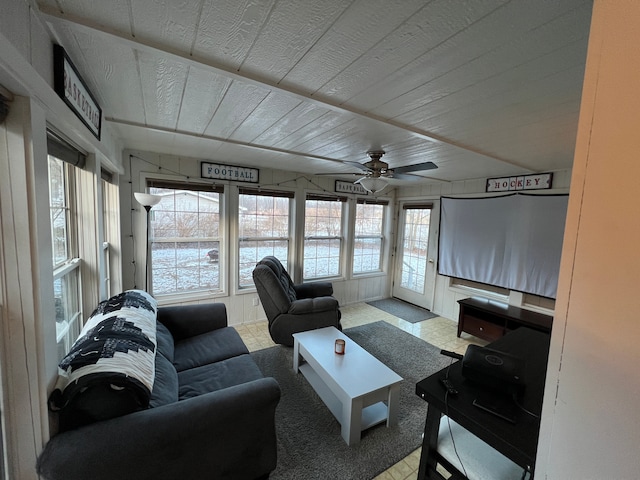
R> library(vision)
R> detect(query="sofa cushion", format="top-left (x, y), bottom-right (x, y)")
top-left (177, 354), bottom-right (264, 399)
top-left (149, 353), bottom-right (179, 407)
top-left (156, 321), bottom-right (175, 362)
top-left (173, 327), bottom-right (248, 372)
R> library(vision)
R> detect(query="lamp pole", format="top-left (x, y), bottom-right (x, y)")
top-left (142, 204), bottom-right (152, 291)
top-left (134, 193), bottom-right (162, 292)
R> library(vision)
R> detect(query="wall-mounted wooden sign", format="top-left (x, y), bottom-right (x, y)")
top-left (53, 45), bottom-right (102, 140)
top-left (486, 173), bottom-right (553, 192)
top-left (335, 180), bottom-right (368, 195)
top-left (201, 162), bottom-right (259, 183)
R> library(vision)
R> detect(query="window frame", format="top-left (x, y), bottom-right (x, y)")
top-left (47, 150), bottom-right (83, 361)
top-left (237, 187), bottom-right (294, 289)
top-left (146, 179), bottom-right (224, 298)
top-left (303, 193), bottom-right (346, 281)
top-left (352, 198), bottom-right (388, 275)
top-left (101, 171), bottom-right (121, 298)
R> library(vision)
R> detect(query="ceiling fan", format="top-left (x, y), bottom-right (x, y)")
top-left (345, 151), bottom-right (438, 194)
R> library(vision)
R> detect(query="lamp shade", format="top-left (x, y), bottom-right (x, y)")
top-left (357, 177), bottom-right (388, 194)
top-left (134, 192), bottom-right (162, 207)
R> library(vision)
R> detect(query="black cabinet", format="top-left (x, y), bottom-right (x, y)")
top-left (457, 297), bottom-right (553, 342)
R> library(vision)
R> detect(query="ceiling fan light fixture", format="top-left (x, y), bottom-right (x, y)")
top-left (357, 176), bottom-right (388, 194)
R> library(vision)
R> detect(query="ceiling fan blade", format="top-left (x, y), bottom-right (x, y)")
top-left (392, 161), bottom-right (438, 174)
top-left (341, 160), bottom-right (373, 172)
top-left (387, 172), bottom-right (426, 181)
top-left (314, 172), bottom-right (362, 177)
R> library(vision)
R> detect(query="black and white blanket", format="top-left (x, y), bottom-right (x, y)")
top-left (50, 290), bottom-right (158, 426)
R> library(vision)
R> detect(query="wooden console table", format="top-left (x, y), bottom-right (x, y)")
top-left (457, 297), bottom-right (552, 342)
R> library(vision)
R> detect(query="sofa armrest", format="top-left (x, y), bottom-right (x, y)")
top-left (294, 281), bottom-right (333, 299)
top-left (157, 303), bottom-right (227, 341)
top-left (37, 377), bottom-right (281, 480)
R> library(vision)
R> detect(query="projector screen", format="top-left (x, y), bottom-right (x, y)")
top-left (438, 193), bottom-right (568, 298)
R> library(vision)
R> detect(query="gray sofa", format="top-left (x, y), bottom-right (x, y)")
top-left (37, 298), bottom-right (281, 480)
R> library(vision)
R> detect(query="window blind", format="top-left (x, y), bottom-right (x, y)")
top-left (147, 179), bottom-right (224, 193)
top-left (47, 130), bottom-right (86, 168)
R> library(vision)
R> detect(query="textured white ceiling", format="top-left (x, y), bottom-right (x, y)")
top-left (37, 0), bottom-right (593, 185)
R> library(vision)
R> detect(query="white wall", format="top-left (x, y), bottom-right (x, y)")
top-left (0, 95), bottom-right (53, 480)
top-left (0, 4), bottom-right (126, 477)
top-left (536, 2), bottom-right (640, 478)
top-left (122, 150), bottom-right (395, 324)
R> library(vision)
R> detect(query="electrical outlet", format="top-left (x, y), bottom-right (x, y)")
top-left (252, 297), bottom-right (259, 307)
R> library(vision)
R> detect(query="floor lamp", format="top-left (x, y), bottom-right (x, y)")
top-left (134, 192), bottom-right (162, 292)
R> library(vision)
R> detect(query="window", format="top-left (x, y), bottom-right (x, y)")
top-left (148, 181), bottom-right (223, 296)
top-left (101, 169), bottom-right (120, 298)
top-left (48, 150), bottom-right (82, 361)
top-left (304, 194), bottom-right (345, 279)
top-left (353, 199), bottom-right (387, 274)
top-left (238, 188), bottom-right (292, 288)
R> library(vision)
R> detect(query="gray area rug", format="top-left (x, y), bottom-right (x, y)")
top-left (251, 321), bottom-right (451, 480)
top-left (367, 298), bottom-right (438, 323)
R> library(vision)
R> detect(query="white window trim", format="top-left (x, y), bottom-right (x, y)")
top-left (53, 257), bottom-right (80, 280)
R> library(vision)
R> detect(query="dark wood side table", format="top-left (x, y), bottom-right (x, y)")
top-left (457, 297), bottom-right (553, 342)
top-left (415, 327), bottom-right (551, 479)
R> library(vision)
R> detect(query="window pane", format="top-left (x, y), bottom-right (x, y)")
top-left (304, 199), bottom-right (343, 279)
top-left (353, 203), bottom-right (384, 274)
top-left (303, 238), bottom-right (341, 278)
top-left (238, 192), bottom-right (290, 288)
top-left (50, 208), bottom-right (69, 266)
top-left (239, 194), bottom-right (289, 238)
top-left (54, 268), bottom-right (81, 361)
top-left (149, 187), bottom-right (221, 296)
top-left (305, 200), bottom-right (342, 236)
top-left (48, 156), bottom-right (70, 266)
top-left (355, 203), bottom-right (383, 236)
top-left (239, 239), bottom-right (288, 287)
top-left (48, 157), bottom-right (65, 208)
top-left (353, 238), bottom-right (382, 273)
top-left (151, 240), bottom-right (221, 295)
top-left (400, 208), bottom-right (430, 292)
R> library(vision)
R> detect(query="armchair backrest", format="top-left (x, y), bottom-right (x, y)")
top-left (252, 256), bottom-right (297, 322)
top-left (257, 256), bottom-right (297, 300)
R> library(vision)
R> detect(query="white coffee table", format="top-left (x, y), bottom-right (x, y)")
top-left (292, 326), bottom-right (403, 446)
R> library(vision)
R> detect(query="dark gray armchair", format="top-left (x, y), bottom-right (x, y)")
top-left (252, 256), bottom-right (342, 346)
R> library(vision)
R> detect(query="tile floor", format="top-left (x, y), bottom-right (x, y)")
top-left (234, 302), bottom-right (487, 480)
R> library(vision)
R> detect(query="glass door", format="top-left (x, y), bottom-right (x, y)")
top-left (392, 203), bottom-right (437, 310)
